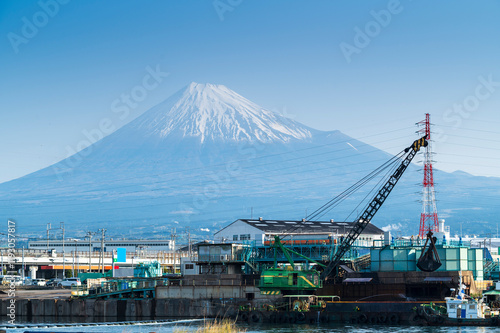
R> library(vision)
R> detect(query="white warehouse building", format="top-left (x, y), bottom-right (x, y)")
top-left (214, 218), bottom-right (384, 246)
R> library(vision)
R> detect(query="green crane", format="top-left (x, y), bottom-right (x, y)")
top-left (258, 136), bottom-right (429, 294)
top-left (321, 136), bottom-right (428, 280)
top-left (259, 235), bottom-right (326, 295)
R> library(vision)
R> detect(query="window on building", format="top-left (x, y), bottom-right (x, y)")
top-left (185, 264), bottom-right (194, 270)
top-left (240, 234), bottom-right (251, 240)
top-left (233, 235), bottom-right (238, 241)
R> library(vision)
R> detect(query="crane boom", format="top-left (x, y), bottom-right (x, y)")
top-left (321, 136), bottom-right (428, 280)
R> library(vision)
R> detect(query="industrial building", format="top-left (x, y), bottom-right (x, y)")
top-left (28, 239), bottom-right (174, 253)
top-left (214, 218), bottom-right (384, 245)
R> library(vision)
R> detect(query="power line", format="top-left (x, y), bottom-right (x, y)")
top-left (438, 153), bottom-right (500, 161)
top-left (282, 151), bottom-right (405, 236)
top-left (441, 133), bottom-right (500, 143)
top-left (438, 124), bottom-right (500, 135)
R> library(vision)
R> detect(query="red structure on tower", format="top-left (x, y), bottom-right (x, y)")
top-left (418, 113), bottom-right (439, 238)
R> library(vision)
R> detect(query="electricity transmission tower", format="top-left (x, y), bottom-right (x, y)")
top-left (417, 113), bottom-right (439, 237)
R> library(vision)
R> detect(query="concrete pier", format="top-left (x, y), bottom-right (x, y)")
top-left (0, 282), bottom-right (266, 321)
top-left (0, 298), bottom-right (242, 320)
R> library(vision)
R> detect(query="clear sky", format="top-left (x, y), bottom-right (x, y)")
top-left (1, 0), bottom-right (499, 183)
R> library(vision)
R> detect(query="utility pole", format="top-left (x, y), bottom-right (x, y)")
top-left (21, 247), bottom-right (25, 280)
top-left (170, 229), bottom-right (178, 274)
top-left (85, 231), bottom-right (95, 272)
top-left (46, 223), bottom-right (51, 251)
top-left (46, 222), bottom-right (66, 278)
top-left (72, 239), bottom-right (77, 278)
top-left (98, 228), bottom-right (106, 274)
top-left (61, 222), bottom-right (65, 279)
top-left (185, 227), bottom-right (192, 259)
top-left (112, 249), bottom-right (115, 278)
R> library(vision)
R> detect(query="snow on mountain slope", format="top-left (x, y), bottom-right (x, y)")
top-left (129, 82), bottom-right (314, 143)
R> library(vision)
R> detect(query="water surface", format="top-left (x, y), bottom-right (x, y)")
top-left (2, 321), bottom-right (499, 333)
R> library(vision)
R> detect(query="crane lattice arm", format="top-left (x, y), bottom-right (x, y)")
top-left (320, 137), bottom-right (427, 280)
top-left (271, 235), bottom-right (327, 269)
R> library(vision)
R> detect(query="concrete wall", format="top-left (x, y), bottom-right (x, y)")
top-left (0, 295), bottom-right (255, 320)
top-left (156, 285), bottom-right (264, 300)
top-left (0, 298), bottom-right (155, 319)
top-left (0, 283), bottom-right (280, 321)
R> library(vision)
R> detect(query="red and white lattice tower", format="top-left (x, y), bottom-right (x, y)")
top-left (417, 113), bottom-right (439, 238)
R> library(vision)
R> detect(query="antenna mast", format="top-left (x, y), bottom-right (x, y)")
top-left (417, 113), bottom-right (439, 238)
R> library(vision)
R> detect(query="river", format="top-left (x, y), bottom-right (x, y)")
top-left (1, 321), bottom-right (498, 333)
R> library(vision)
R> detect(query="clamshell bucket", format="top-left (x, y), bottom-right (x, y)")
top-left (417, 231), bottom-right (442, 272)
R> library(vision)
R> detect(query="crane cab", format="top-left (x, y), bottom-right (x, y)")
top-left (259, 268), bottom-right (322, 295)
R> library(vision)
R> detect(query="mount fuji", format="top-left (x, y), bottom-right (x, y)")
top-left (132, 82), bottom-right (313, 143)
top-left (2, 83), bottom-right (499, 240)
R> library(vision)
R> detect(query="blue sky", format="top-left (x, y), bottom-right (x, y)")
top-left (1, 0), bottom-right (499, 183)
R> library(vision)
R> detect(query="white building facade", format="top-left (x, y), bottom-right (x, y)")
top-left (214, 218), bottom-right (384, 246)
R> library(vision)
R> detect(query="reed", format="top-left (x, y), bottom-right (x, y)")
top-left (174, 319), bottom-right (243, 333)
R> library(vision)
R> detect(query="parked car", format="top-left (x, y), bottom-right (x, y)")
top-left (23, 278), bottom-right (33, 286)
top-left (57, 278), bottom-right (81, 287)
top-left (32, 278), bottom-right (47, 286)
top-left (0, 275), bottom-right (22, 286)
top-left (46, 278), bottom-right (62, 287)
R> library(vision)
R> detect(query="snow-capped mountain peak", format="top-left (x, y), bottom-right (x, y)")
top-left (132, 82), bottom-right (313, 143)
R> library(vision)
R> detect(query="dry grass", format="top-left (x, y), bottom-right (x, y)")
top-left (174, 319), bottom-right (243, 333)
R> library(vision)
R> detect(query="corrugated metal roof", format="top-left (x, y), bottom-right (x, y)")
top-left (238, 219), bottom-right (383, 235)
top-left (339, 264), bottom-right (354, 273)
top-left (343, 277), bottom-right (373, 283)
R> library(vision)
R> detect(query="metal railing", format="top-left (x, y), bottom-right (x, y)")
top-left (171, 278), bottom-right (259, 287)
top-left (72, 278), bottom-right (162, 297)
top-left (6, 249), bottom-right (189, 258)
top-left (196, 254), bottom-right (245, 262)
top-left (372, 239), bottom-right (471, 248)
